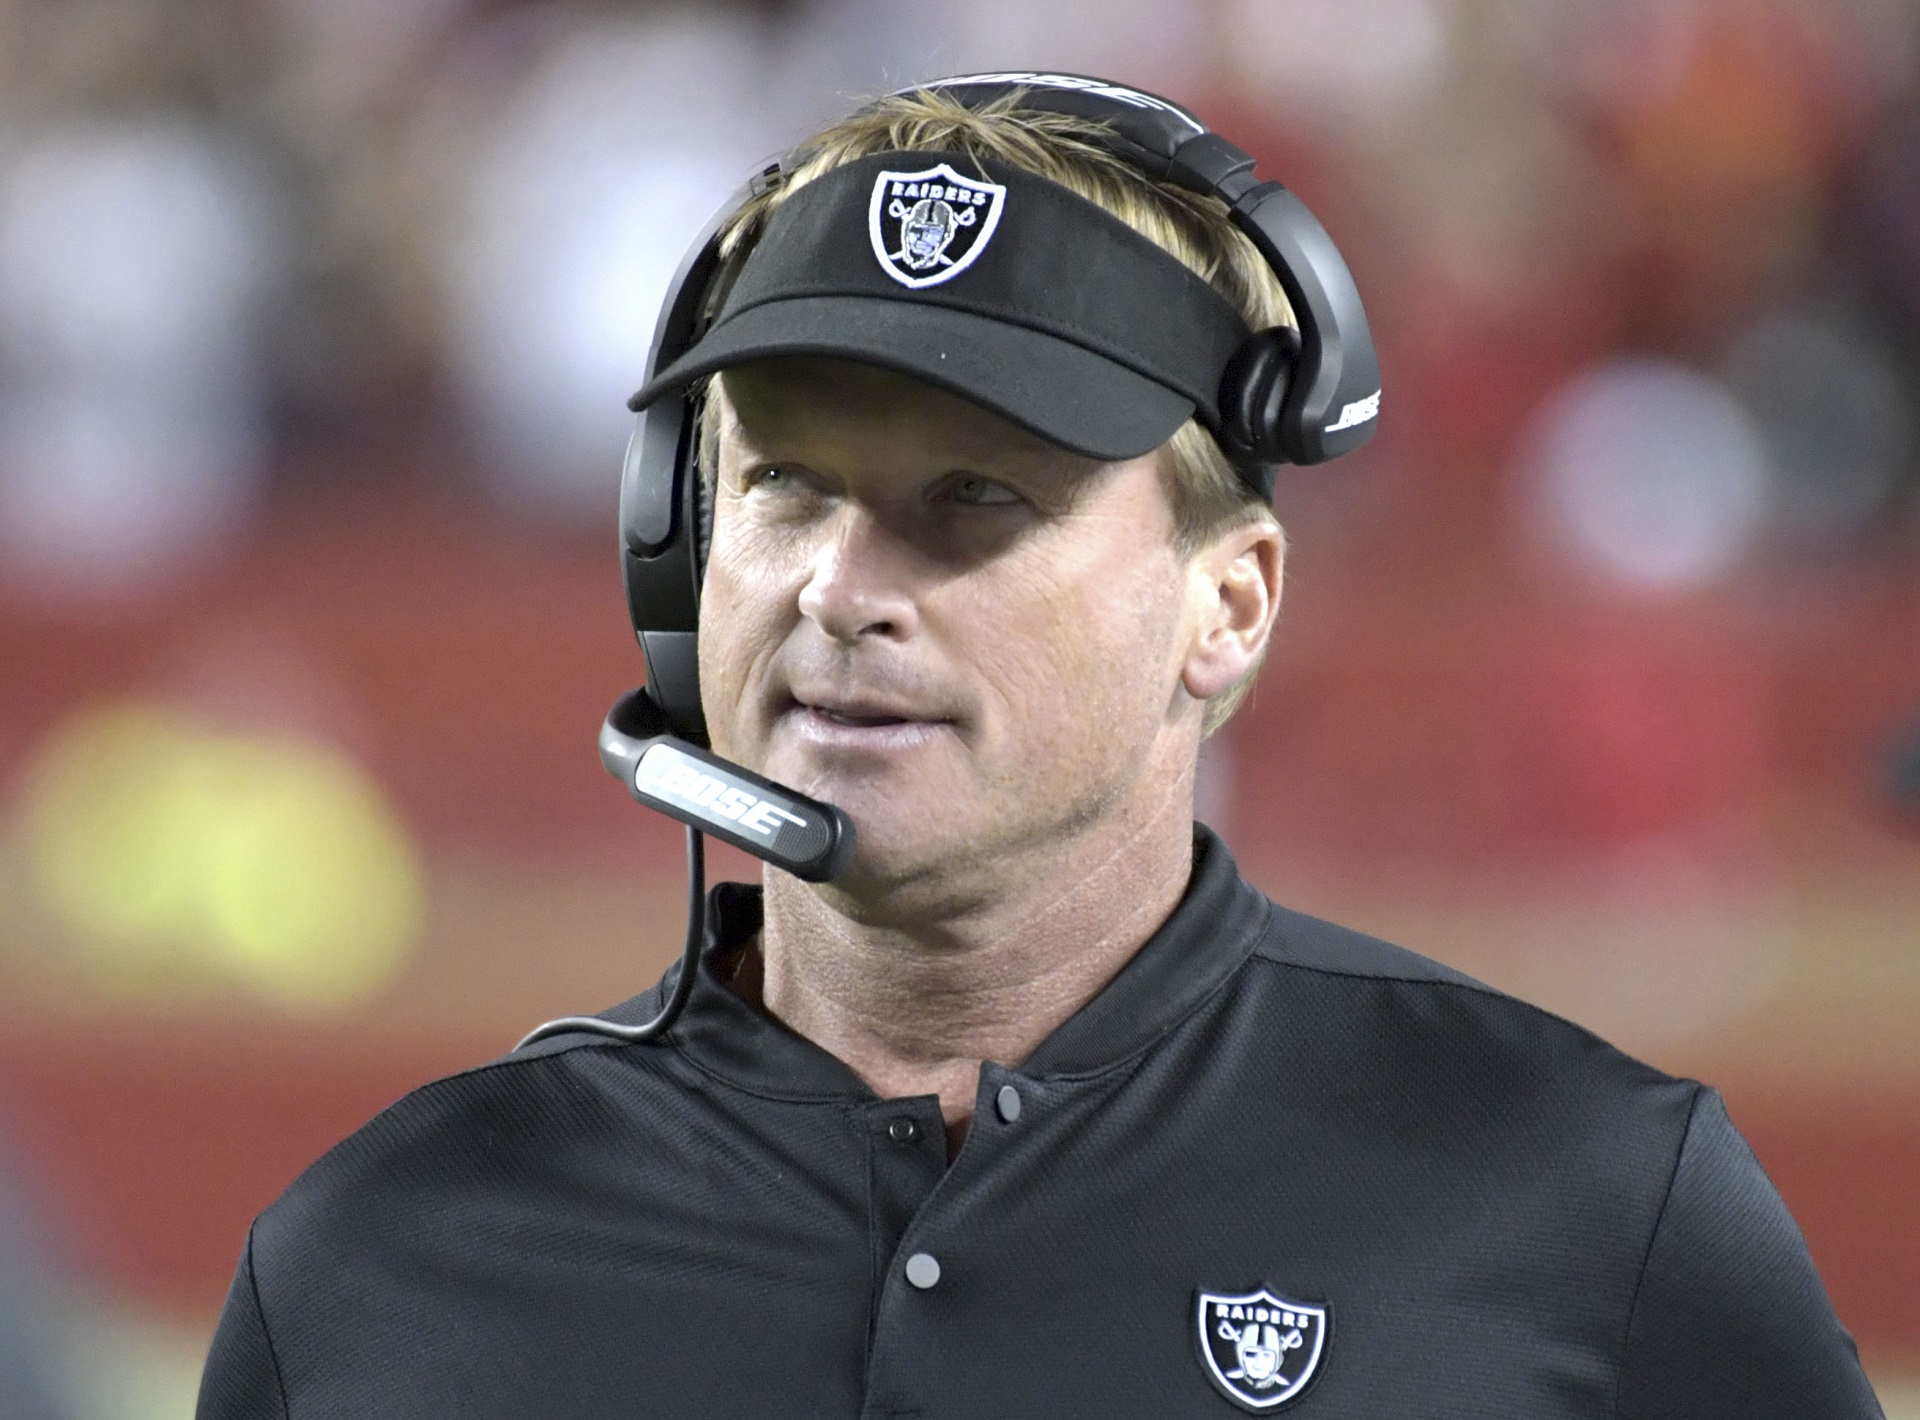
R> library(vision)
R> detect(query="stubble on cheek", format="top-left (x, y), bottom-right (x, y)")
top-left (961, 549), bottom-right (1186, 849)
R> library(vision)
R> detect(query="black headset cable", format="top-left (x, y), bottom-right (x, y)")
top-left (514, 826), bottom-right (705, 1051)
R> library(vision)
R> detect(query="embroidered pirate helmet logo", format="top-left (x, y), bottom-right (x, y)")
top-left (867, 162), bottom-right (1006, 289)
top-left (1195, 1287), bottom-right (1329, 1412)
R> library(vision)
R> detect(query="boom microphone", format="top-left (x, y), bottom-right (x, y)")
top-left (515, 689), bottom-right (856, 1051)
top-left (598, 688), bottom-right (855, 881)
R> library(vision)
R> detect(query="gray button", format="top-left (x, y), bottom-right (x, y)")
top-left (995, 1084), bottom-right (1022, 1123)
top-left (887, 1117), bottom-right (919, 1144)
top-left (904, 1252), bottom-right (942, 1289)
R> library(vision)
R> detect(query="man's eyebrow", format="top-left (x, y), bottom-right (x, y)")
top-left (712, 411), bottom-right (789, 473)
top-left (1000, 450), bottom-right (1107, 505)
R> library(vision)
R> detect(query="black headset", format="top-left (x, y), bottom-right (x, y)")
top-left (517, 72), bottom-right (1379, 1050)
top-left (619, 71), bottom-right (1381, 747)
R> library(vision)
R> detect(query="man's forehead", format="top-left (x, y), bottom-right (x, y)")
top-left (716, 358), bottom-right (1111, 477)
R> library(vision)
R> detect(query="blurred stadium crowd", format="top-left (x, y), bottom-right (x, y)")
top-left (1, 0), bottom-right (1918, 1416)
top-left (3, 0), bottom-right (1920, 583)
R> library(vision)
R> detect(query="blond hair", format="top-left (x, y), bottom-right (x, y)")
top-left (701, 88), bottom-right (1288, 732)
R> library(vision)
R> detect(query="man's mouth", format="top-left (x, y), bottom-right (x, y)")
top-left (785, 692), bottom-right (953, 737)
top-left (811, 707), bottom-right (911, 728)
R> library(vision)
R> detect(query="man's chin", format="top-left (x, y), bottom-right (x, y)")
top-left (790, 794), bottom-right (1005, 915)
top-left (744, 732), bottom-right (1044, 910)
top-left (826, 792), bottom-right (969, 871)
top-left (801, 851), bottom-right (1001, 928)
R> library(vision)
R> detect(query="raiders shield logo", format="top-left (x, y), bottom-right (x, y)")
top-left (868, 163), bottom-right (1006, 289)
top-left (1195, 1288), bottom-right (1329, 1412)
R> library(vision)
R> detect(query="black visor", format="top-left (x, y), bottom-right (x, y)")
top-left (629, 151), bottom-right (1253, 461)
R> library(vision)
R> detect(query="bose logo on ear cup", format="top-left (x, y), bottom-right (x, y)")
top-left (635, 744), bottom-right (809, 840)
top-left (1325, 390), bottom-right (1380, 434)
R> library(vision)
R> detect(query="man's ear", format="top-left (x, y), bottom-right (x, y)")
top-left (1180, 516), bottom-right (1284, 702)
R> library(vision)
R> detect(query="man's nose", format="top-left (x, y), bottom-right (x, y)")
top-left (795, 504), bottom-right (922, 643)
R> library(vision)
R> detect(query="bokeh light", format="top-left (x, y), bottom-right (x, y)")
top-left (1222, 0), bottom-right (1455, 120)
top-left (0, 118), bottom-right (280, 599)
top-left (19, 703), bottom-right (420, 1012)
top-left (439, 10), bottom-right (788, 509)
top-left (1514, 357), bottom-right (1771, 592)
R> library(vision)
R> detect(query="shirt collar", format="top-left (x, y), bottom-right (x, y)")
top-left (611, 823), bottom-right (1270, 1099)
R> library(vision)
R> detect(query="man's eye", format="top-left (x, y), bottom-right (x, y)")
top-left (947, 475), bottom-right (1021, 506)
top-left (746, 465), bottom-right (802, 492)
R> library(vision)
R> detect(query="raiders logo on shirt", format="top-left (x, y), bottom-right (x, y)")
top-left (867, 163), bottom-right (1006, 289)
top-left (1195, 1287), bottom-right (1329, 1411)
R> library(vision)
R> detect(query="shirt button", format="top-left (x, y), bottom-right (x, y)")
top-left (904, 1252), bottom-right (942, 1289)
top-left (995, 1084), bottom-right (1022, 1123)
top-left (887, 1117), bottom-right (919, 1144)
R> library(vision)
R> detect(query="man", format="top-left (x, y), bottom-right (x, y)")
top-left (198, 82), bottom-right (1886, 1418)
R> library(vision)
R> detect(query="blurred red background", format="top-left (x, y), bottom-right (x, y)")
top-left (0, 1), bottom-right (1915, 1413)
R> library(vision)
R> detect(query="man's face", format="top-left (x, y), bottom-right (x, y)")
top-left (700, 357), bottom-right (1222, 911)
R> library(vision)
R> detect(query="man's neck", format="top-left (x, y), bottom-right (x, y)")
top-left (749, 795), bottom-right (1197, 1154)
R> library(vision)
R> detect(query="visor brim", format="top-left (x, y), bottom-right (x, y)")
top-left (628, 296), bottom-right (1197, 463)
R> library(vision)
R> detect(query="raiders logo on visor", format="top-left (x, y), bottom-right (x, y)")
top-left (868, 162), bottom-right (1006, 289)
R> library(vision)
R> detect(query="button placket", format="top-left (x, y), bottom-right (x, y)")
top-left (864, 1099), bottom-right (946, 1316)
top-left (861, 1071), bottom-right (1083, 1419)
top-left (860, 1098), bottom-right (952, 1419)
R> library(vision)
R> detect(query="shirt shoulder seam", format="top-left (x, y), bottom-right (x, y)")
top-left (1249, 952), bottom-right (1499, 991)
top-left (1247, 930), bottom-right (1502, 995)
top-left (1608, 1081), bottom-right (1709, 1420)
top-left (246, 1216), bottom-right (296, 1420)
top-left (252, 1038), bottom-right (672, 1215)
top-left (1244, 947), bottom-right (1690, 1085)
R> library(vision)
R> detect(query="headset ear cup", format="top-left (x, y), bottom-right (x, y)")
top-left (1217, 326), bottom-right (1302, 466)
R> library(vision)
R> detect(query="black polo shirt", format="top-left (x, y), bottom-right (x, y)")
top-left (197, 827), bottom-right (1884, 1418)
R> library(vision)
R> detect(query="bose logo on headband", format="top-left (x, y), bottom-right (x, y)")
top-left (634, 744), bottom-right (808, 840)
top-left (1326, 390), bottom-right (1381, 434)
top-left (927, 73), bottom-right (1206, 133)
